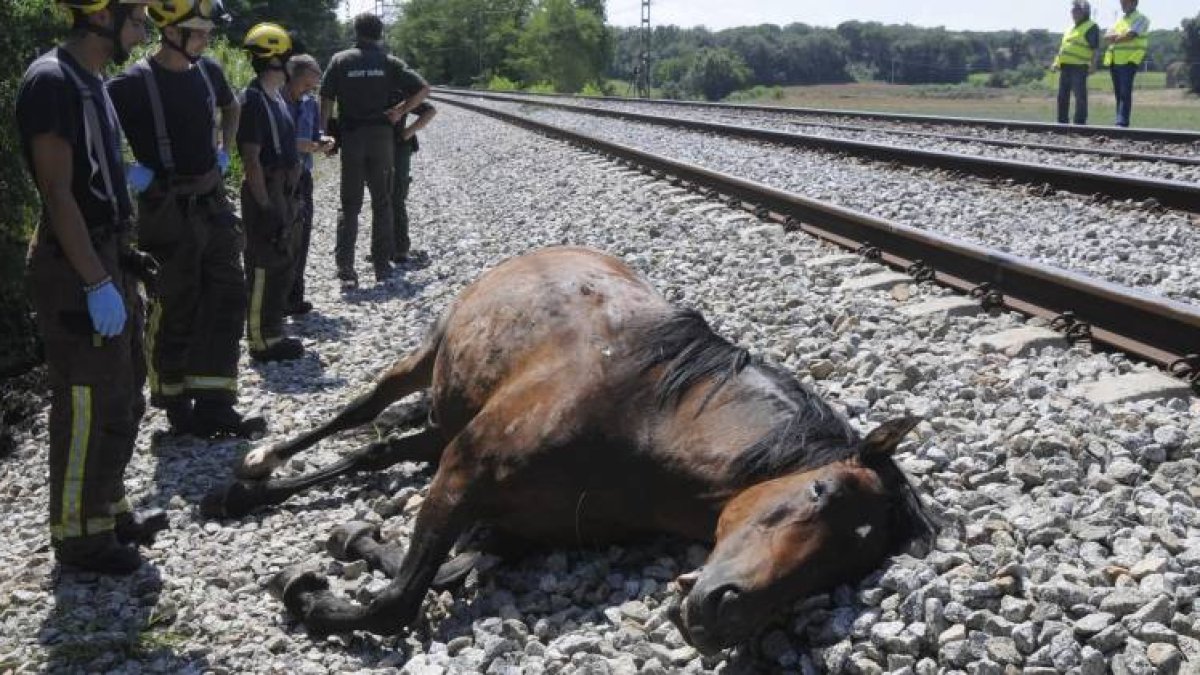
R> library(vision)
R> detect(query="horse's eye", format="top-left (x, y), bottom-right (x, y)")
top-left (810, 480), bottom-right (828, 502)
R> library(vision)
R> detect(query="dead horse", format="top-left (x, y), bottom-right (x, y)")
top-left (232, 246), bottom-right (933, 653)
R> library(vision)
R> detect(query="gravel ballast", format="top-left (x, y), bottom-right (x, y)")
top-left (439, 94), bottom-right (1200, 309)
top-left (1, 105), bottom-right (1198, 674)
top-left (487, 93), bottom-right (1200, 167)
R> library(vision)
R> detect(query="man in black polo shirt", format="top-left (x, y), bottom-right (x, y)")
top-left (17, 0), bottom-right (156, 575)
top-left (107, 0), bottom-right (266, 439)
top-left (321, 12), bottom-right (430, 286)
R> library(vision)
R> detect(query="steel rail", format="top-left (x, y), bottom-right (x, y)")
top-left (435, 90), bottom-right (1200, 213)
top-left (435, 89), bottom-right (1200, 168)
top-left (436, 86), bottom-right (1200, 145)
top-left (439, 95), bottom-right (1200, 384)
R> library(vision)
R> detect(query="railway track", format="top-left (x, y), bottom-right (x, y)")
top-left (440, 87), bottom-right (1200, 146)
top-left (437, 94), bottom-right (1200, 393)
top-left (434, 89), bottom-right (1200, 213)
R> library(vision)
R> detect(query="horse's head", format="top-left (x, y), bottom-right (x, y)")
top-left (668, 416), bottom-right (932, 654)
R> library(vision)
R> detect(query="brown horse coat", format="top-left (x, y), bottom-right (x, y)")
top-left (238, 246), bottom-right (932, 652)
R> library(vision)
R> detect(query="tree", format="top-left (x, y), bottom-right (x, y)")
top-left (512, 0), bottom-right (610, 92)
top-left (223, 0), bottom-right (343, 62)
top-left (684, 47), bottom-right (750, 100)
top-left (1184, 13), bottom-right (1200, 94)
top-left (391, 0), bottom-right (532, 86)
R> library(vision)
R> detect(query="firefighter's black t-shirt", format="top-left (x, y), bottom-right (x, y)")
top-left (238, 80), bottom-right (300, 170)
top-left (107, 55), bottom-right (234, 176)
top-left (17, 47), bottom-right (132, 226)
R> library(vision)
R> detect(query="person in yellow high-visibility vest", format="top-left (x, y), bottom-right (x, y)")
top-left (1103, 0), bottom-right (1150, 127)
top-left (1051, 1), bottom-right (1100, 125)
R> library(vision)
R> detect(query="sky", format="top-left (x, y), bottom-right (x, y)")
top-left (343, 0), bottom-right (1196, 32)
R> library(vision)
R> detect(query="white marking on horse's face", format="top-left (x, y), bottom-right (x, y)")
top-left (856, 524), bottom-right (873, 539)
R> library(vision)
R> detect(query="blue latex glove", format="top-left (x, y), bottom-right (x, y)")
top-left (85, 279), bottom-right (127, 338)
top-left (127, 163), bottom-right (155, 194)
top-left (217, 148), bottom-right (230, 175)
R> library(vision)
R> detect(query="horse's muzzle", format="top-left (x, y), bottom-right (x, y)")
top-left (667, 571), bottom-right (752, 654)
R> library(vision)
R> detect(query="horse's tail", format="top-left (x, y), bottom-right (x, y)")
top-left (235, 317), bottom-right (447, 480)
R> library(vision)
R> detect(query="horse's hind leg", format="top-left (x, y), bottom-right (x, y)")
top-left (275, 401), bottom-right (550, 636)
top-left (274, 454), bottom-right (473, 636)
top-left (238, 326), bottom-right (443, 480)
top-left (328, 523), bottom-right (514, 591)
top-left (204, 428), bottom-right (445, 519)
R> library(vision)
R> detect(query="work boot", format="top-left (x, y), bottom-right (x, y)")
top-left (337, 269), bottom-right (358, 289)
top-left (374, 262), bottom-right (394, 283)
top-left (285, 300), bottom-right (313, 316)
top-left (115, 508), bottom-right (170, 546)
top-left (250, 337), bottom-right (305, 363)
top-left (191, 401), bottom-right (268, 440)
top-left (393, 249), bottom-right (429, 265)
top-left (163, 398), bottom-right (193, 435)
top-left (55, 533), bottom-right (144, 575)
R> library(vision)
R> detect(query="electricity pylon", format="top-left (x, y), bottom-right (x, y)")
top-left (636, 0), bottom-right (651, 98)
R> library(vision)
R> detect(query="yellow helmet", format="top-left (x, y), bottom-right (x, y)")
top-left (147, 0), bottom-right (229, 30)
top-left (243, 22), bottom-right (292, 60)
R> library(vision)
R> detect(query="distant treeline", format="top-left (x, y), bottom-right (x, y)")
top-left (611, 21), bottom-right (1187, 99)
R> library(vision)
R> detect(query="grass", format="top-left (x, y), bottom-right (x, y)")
top-left (738, 80), bottom-right (1200, 130)
top-left (595, 76), bottom-right (1199, 130)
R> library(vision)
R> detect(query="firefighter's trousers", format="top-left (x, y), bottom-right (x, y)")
top-left (241, 166), bottom-right (302, 352)
top-left (28, 233), bottom-right (146, 543)
top-left (138, 170), bottom-right (246, 407)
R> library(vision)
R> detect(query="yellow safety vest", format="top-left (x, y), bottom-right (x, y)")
top-left (1055, 19), bottom-right (1097, 67)
top-left (1104, 11), bottom-right (1149, 67)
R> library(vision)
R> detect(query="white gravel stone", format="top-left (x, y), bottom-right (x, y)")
top-left (3, 103), bottom-right (1199, 674)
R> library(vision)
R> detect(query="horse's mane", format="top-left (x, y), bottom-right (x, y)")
top-left (632, 308), bottom-right (935, 553)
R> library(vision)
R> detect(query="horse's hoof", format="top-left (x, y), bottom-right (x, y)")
top-left (326, 521), bottom-right (381, 561)
top-left (199, 488), bottom-right (229, 519)
top-left (269, 566), bottom-right (330, 608)
top-left (200, 480), bottom-right (261, 520)
top-left (235, 447), bottom-right (281, 480)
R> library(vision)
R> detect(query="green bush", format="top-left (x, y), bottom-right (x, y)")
top-left (485, 75), bottom-right (520, 92)
top-left (578, 81), bottom-right (604, 96)
top-left (525, 81), bottom-right (557, 94)
top-left (987, 64), bottom-right (1049, 89)
top-left (0, 0), bottom-right (65, 374)
top-left (724, 85), bottom-right (784, 102)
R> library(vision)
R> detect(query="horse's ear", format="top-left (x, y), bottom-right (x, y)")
top-left (859, 416), bottom-right (922, 461)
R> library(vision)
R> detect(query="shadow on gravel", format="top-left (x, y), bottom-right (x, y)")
top-left (338, 274), bottom-right (430, 305)
top-left (39, 563), bottom-right (208, 673)
top-left (250, 351), bottom-right (347, 395)
top-left (148, 433), bottom-right (249, 509)
top-left (0, 367), bottom-right (48, 463)
top-left (287, 310), bottom-right (354, 343)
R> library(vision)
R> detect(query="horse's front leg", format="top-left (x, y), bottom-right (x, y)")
top-left (204, 428), bottom-right (444, 519)
top-left (273, 448), bottom-right (474, 636)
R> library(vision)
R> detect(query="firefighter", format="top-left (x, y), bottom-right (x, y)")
top-left (237, 23), bottom-right (307, 361)
top-left (17, 0), bottom-right (163, 574)
top-left (321, 12), bottom-right (430, 287)
top-left (107, 0), bottom-right (268, 438)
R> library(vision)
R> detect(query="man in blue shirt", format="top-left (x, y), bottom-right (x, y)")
top-left (283, 54), bottom-right (333, 316)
